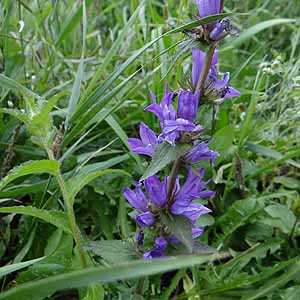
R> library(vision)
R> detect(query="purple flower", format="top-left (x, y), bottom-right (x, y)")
top-left (195, 0), bottom-right (221, 18)
top-left (123, 183), bottom-right (155, 228)
top-left (209, 18), bottom-right (230, 40)
top-left (192, 48), bottom-right (240, 100)
top-left (178, 91), bottom-right (200, 122)
top-left (143, 237), bottom-right (167, 260)
top-left (145, 84), bottom-right (176, 126)
top-left (185, 141), bottom-right (219, 165)
top-left (123, 183), bottom-right (148, 212)
top-left (144, 175), bottom-right (168, 207)
top-left (136, 211), bottom-right (155, 227)
top-left (192, 226), bottom-right (205, 238)
top-left (146, 85), bottom-right (203, 145)
top-left (128, 122), bottom-right (158, 157)
top-left (171, 167), bottom-right (214, 216)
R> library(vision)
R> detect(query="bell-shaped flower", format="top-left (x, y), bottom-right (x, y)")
top-left (185, 141), bottom-right (219, 165)
top-left (146, 85), bottom-right (203, 145)
top-left (123, 183), bottom-right (155, 228)
top-left (128, 122), bottom-right (158, 157)
top-left (144, 175), bottom-right (168, 207)
top-left (178, 91), bottom-right (200, 122)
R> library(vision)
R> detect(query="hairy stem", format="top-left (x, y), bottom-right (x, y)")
top-left (196, 45), bottom-right (216, 94)
top-left (47, 149), bottom-right (87, 268)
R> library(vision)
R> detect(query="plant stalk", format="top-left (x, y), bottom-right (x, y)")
top-left (167, 158), bottom-right (182, 206)
top-left (47, 149), bottom-right (87, 268)
top-left (196, 45), bottom-right (216, 94)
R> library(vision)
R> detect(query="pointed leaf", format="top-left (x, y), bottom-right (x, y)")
top-left (141, 142), bottom-right (192, 181)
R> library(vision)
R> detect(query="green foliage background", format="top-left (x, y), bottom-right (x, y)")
top-left (0, 0), bottom-right (300, 299)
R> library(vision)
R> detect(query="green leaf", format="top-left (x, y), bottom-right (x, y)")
top-left (0, 108), bottom-right (30, 124)
top-left (274, 176), bottom-right (300, 189)
top-left (281, 286), bottom-right (300, 300)
top-left (65, 169), bottom-right (130, 205)
top-left (166, 13), bottom-right (232, 34)
top-left (0, 254), bottom-right (224, 300)
top-left (160, 212), bottom-right (193, 253)
top-left (86, 240), bottom-right (139, 264)
top-left (55, 0), bottom-right (92, 45)
top-left (241, 261), bottom-right (300, 300)
top-left (264, 204), bottom-right (296, 234)
top-left (216, 198), bottom-right (261, 242)
top-left (210, 125), bottom-right (235, 160)
top-left (0, 257), bottom-right (45, 279)
top-left (65, 0), bottom-right (87, 128)
top-left (83, 283), bottom-right (105, 300)
top-left (0, 206), bottom-right (71, 234)
top-left (141, 142), bottom-right (192, 181)
top-left (0, 160), bottom-right (60, 191)
top-left (167, 241), bottom-right (216, 256)
top-left (0, 74), bottom-right (42, 100)
top-left (246, 143), bottom-right (300, 169)
top-left (83, 0), bottom-right (146, 96)
top-left (224, 18), bottom-right (296, 50)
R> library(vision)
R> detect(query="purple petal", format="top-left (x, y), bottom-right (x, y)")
top-left (178, 91), bottom-right (200, 122)
top-left (182, 203), bottom-right (212, 222)
top-left (123, 185), bottom-right (148, 211)
top-left (163, 119), bottom-right (197, 134)
top-left (209, 22), bottom-right (225, 41)
top-left (143, 249), bottom-right (165, 260)
top-left (224, 87), bottom-right (241, 99)
top-left (215, 72), bottom-right (230, 89)
top-left (185, 141), bottom-right (220, 165)
top-left (192, 226), bottom-right (205, 239)
top-left (155, 237), bottom-right (168, 251)
top-left (128, 138), bottom-right (155, 157)
top-left (144, 175), bottom-right (167, 207)
top-left (195, 0), bottom-right (221, 17)
top-left (145, 104), bottom-right (164, 123)
top-left (136, 212), bottom-right (155, 227)
top-left (192, 48), bottom-right (206, 87)
top-left (139, 122), bottom-right (157, 147)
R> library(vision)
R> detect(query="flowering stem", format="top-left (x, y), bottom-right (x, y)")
top-left (166, 158), bottom-right (182, 206)
top-left (47, 148), bottom-right (88, 268)
top-left (196, 45), bottom-right (216, 94)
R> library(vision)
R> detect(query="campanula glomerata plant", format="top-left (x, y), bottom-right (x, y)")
top-left (124, 0), bottom-right (240, 259)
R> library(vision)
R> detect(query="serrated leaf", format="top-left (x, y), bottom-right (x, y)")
top-left (141, 142), bottom-right (192, 181)
top-left (0, 257), bottom-right (45, 279)
top-left (86, 240), bottom-right (139, 264)
top-left (0, 160), bottom-right (61, 191)
top-left (0, 206), bottom-right (71, 234)
top-left (160, 212), bottom-right (193, 253)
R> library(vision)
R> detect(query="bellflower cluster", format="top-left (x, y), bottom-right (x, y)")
top-left (124, 0), bottom-right (240, 259)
